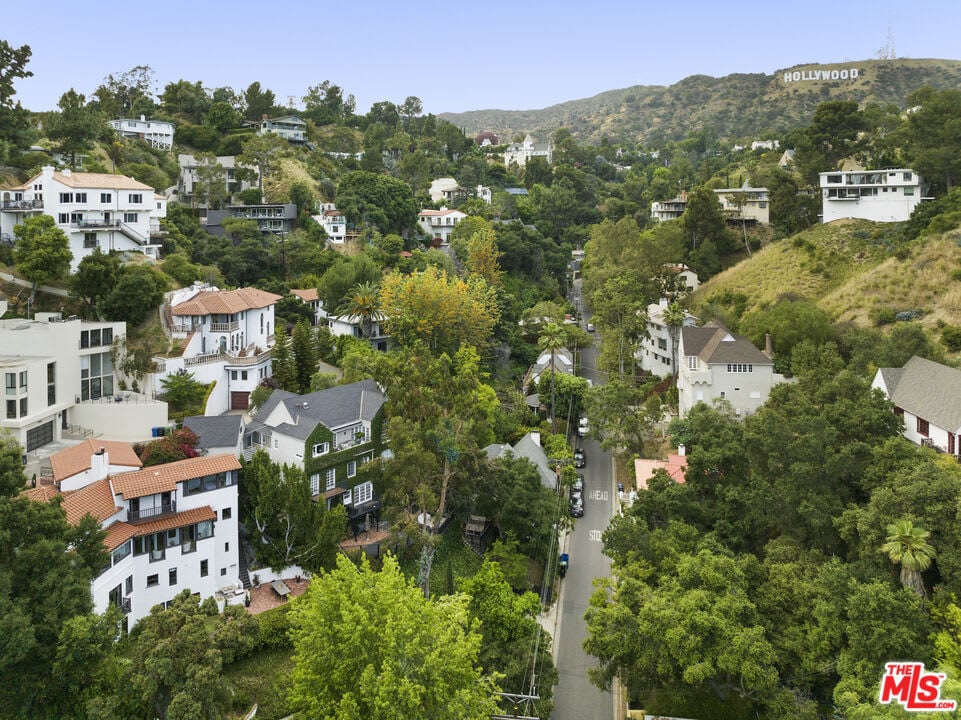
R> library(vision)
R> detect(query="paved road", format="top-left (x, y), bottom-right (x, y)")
top-left (550, 314), bottom-right (616, 720)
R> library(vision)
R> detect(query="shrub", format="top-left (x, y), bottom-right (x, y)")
top-left (257, 604), bottom-right (292, 650)
top-left (942, 325), bottom-right (961, 352)
top-left (871, 307), bottom-right (897, 326)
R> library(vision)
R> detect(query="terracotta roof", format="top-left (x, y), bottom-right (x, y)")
top-left (111, 454), bottom-right (241, 499)
top-left (53, 171), bottom-right (154, 190)
top-left (290, 288), bottom-right (319, 303)
top-left (634, 453), bottom-right (688, 490)
top-left (130, 505), bottom-right (216, 536)
top-left (418, 209), bottom-right (464, 217)
top-left (22, 485), bottom-right (62, 503)
top-left (172, 287), bottom-right (282, 316)
top-left (103, 521), bottom-right (139, 551)
top-left (61, 479), bottom-right (122, 525)
top-left (49, 439), bottom-right (142, 482)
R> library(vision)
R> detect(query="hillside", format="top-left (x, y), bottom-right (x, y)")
top-left (440, 58), bottom-right (961, 145)
top-left (688, 219), bottom-right (961, 336)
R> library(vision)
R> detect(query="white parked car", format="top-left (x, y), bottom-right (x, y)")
top-left (577, 416), bottom-right (589, 437)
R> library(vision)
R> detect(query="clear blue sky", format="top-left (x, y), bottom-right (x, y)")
top-left (5, 0), bottom-right (961, 115)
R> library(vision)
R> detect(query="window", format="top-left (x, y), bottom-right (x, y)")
top-left (75, 192), bottom-right (87, 203)
top-left (220, 568), bottom-right (227, 576)
top-left (657, 338), bottom-right (668, 351)
top-left (123, 212), bottom-right (138, 223)
top-left (59, 192), bottom-right (73, 203)
top-left (200, 559), bottom-right (209, 577)
top-left (19, 398), bottom-right (26, 417)
top-left (918, 417), bottom-right (930, 437)
top-left (310, 473), bottom-right (320, 495)
top-left (125, 575), bottom-right (133, 594)
top-left (146, 574), bottom-right (159, 588)
top-left (347, 460), bottom-right (357, 479)
top-left (894, 406), bottom-right (904, 416)
top-left (83, 233), bottom-right (98, 248)
top-left (726, 364), bottom-right (753, 373)
top-left (241, 371), bottom-right (248, 380)
top-left (184, 472), bottom-right (230, 495)
top-left (903, 172), bottom-right (913, 181)
top-left (58, 213), bottom-right (69, 224)
top-left (904, 187), bottom-right (915, 196)
top-left (47, 362), bottom-right (55, 407)
top-left (100, 192), bottom-right (112, 203)
top-left (80, 351), bottom-right (113, 401)
top-left (222, 507), bottom-right (232, 520)
top-left (5, 373), bottom-right (15, 394)
top-left (70, 212), bottom-right (83, 224)
top-left (19, 371), bottom-right (26, 390)
top-left (312, 442), bottom-right (330, 457)
top-left (111, 541), bottom-right (131, 565)
top-left (169, 568), bottom-right (177, 586)
top-left (687, 356), bottom-right (697, 370)
top-left (230, 370), bottom-right (237, 381)
top-left (354, 480), bottom-right (373, 505)
top-left (326, 468), bottom-right (336, 490)
top-left (197, 520), bottom-right (214, 539)
top-left (224, 542), bottom-right (229, 552)
top-left (129, 193), bottom-right (143, 203)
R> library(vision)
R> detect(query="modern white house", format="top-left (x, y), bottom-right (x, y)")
top-left (504, 134), bottom-right (553, 168)
top-left (0, 313), bottom-right (167, 453)
top-left (417, 207), bottom-right (466, 245)
top-left (27, 450), bottom-right (242, 628)
top-left (246, 115), bottom-right (308, 143)
top-left (154, 285), bottom-right (282, 413)
top-left (677, 322), bottom-right (786, 419)
top-left (205, 203), bottom-right (298, 236)
top-left (714, 184), bottom-right (770, 225)
top-left (0, 166), bottom-right (166, 271)
top-left (819, 168), bottom-right (924, 223)
top-left (106, 116), bottom-right (175, 150)
top-left (650, 192), bottom-right (688, 222)
top-left (872, 355), bottom-right (961, 458)
top-left (176, 154), bottom-right (259, 206)
top-left (638, 299), bottom-right (698, 377)
top-left (428, 178), bottom-right (493, 205)
top-left (313, 205), bottom-right (349, 244)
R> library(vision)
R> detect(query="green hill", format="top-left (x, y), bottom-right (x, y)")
top-left (440, 58), bottom-right (961, 145)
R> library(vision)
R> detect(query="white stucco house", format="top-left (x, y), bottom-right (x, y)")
top-left (650, 192), bottom-right (688, 223)
top-left (154, 285), bottom-right (282, 413)
top-left (714, 184), bottom-right (770, 225)
top-left (638, 299), bottom-right (698, 377)
top-left (873, 355), bottom-right (961, 458)
top-left (27, 450), bottom-right (242, 628)
top-left (245, 115), bottom-right (308, 143)
top-left (820, 168), bottom-right (924, 223)
top-left (0, 314), bottom-right (167, 453)
top-left (176, 154), bottom-right (259, 206)
top-left (418, 207), bottom-right (466, 245)
top-left (312, 205), bottom-right (349, 244)
top-left (504, 134), bottom-right (553, 168)
top-left (106, 116), bottom-right (175, 150)
top-left (0, 166), bottom-right (165, 271)
top-left (677, 323), bottom-right (787, 419)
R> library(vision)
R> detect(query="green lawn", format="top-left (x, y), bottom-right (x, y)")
top-left (223, 646), bottom-right (295, 720)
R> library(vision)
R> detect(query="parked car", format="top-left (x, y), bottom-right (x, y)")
top-left (573, 448), bottom-right (585, 468)
top-left (569, 497), bottom-right (584, 517)
top-left (586, 322), bottom-right (595, 332)
top-left (573, 474), bottom-right (584, 492)
top-left (577, 416), bottom-right (589, 437)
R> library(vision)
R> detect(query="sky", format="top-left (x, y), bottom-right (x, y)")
top-left (5, 0), bottom-right (961, 116)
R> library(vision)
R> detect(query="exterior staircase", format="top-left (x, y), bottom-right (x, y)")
top-left (237, 527), bottom-right (252, 589)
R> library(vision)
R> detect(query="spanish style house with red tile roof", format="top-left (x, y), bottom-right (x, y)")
top-left (417, 207), bottom-right (466, 246)
top-left (26, 447), bottom-right (241, 628)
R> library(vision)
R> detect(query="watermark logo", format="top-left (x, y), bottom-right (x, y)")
top-left (879, 662), bottom-right (957, 712)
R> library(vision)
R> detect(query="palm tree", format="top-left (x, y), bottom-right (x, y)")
top-left (882, 519), bottom-right (936, 598)
top-left (538, 322), bottom-right (566, 434)
top-left (339, 281), bottom-right (381, 340)
top-left (662, 301), bottom-right (687, 378)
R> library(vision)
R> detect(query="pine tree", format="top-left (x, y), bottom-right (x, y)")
top-left (291, 319), bottom-right (319, 393)
top-left (270, 324), bottom-right (296, 391)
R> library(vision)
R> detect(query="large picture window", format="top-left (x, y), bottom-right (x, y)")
top-left (81, 351), bottom-right (113, 400)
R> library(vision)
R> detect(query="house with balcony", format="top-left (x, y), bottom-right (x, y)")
top-left (503, 134), bottom-right (553, 168)
top-left (637, 298), bottom-right (698, 377)
top-left (677, 322), bottom-right (786, 419)
top-left (0, 313), bottom-right (167, 453)
top-left (243, 378), bottom-right (386, 536)
top-left (417, 207), bottom-right (466, 246)
top-left (714, 183), bottom-right (770, 225)
top-left (650, 192), bottom-right (688, 222)
top-left (428, 178), bottom-right (493, 205)
top-left (176, 154), bottom-right (259, 206)
top-left (0, 166), bottom-right (165, 271)
top-left (106, 116), bottom-right (175, 150)
top-left (244, 115), bottom-right (308, 143)
top-left (27, 449), bottom-right (241, 628)
top-left (154, 285), bottom-right (282, 413)
top-left (872, 356), bottom-right (961, 459)
top-left (312, 204), bottom-right (353, 245)
top-left (819, 168), bottom-right (924, 223)
top-left (205, 203), bottom-right (298, 236)
top-left (328, 313), bottom-right (390, 352)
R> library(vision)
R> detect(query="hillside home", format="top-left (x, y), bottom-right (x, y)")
top-left (677, 322), bottom-right (786, 419)
top-left (820, 168), bottom-right (924, 223)
top-left (428, 178), bottom-right (493, 205)
top-left (872, 356), bottom-right (961, 458)
top-left (243, 379), bottom-right (386, 536)
top-left (485, 431), bottom-right (557, 491)
top-left (634, 445), bottom-right (688, 490)
top-left (714, 184), bottom-right (770, 225)
top-left (106, 116), bottom-right (175, 150)
top-left (245, 115), bottom-right (308, 143)
top-left (650, 192), bottom-right (688, 222)
top-left (205, 203), bottom-right (298, 236)
top-left (0, 314), bottom-right (167, 453)
top-left (313, 205), bottom-right (348, 244)
top-left (637, 299), bottom-right (698, 377)
top-left (504, 134), bottom-right (553, 168)
top-left (155, 285), bottom-right (282, 413)
top-left (659, 263), bottom-right (700, 297)
top-left (176, 154), bottom-right (259, 206)
top-left (524, 347), bottom-right (575, 409)
top-left (475, 131), bottom-right (499, 147)
top-left (26, 451), bottom-right (241, 628)
top-left (182, 414), bottom-right (245, 457)
top-left (328, 314), bottom-right (390, 352)
top-left (0, 166), bottom-right (165, 271)
top-left (417, 207), bottom-right (467, 245)
top-left (289, 288), bottom-right (327, 326)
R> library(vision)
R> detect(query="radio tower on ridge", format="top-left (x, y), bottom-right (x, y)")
top-left (878, 21), bottom-right (897, 60)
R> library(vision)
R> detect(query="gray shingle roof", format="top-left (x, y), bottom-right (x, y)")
top-left (483, 433), bottom-right (556, 491)
top-left (885, 356), bottom-right (961, 432)
top-left (254, 379), bottom-right (385, 440)
top-left (681, 323), bottom-right (771, 365)
top-left (182, 415), bottom-right (243, 450)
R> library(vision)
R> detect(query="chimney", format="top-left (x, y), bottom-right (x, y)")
top-left (91, 447), bottom-right (110, 481)
top-left (678, 443), bottom-right (686, 456)
top-left (61, 168), bottom-right (71, 177)
top-left (140, 114), bottom-right (146, 122)
top-left (262, 114), bottom-right (268, 121)
top-left (764, 333), bottom-right (773, 358)
top-left (530, 430), bottom-right (541, 447)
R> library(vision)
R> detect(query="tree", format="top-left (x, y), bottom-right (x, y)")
top-left (242, 450), bottom-right (346, 573)
top-left (338, 281), bottom-right (381, 340)
top-left (882, 519), bottom-right (936, 598)
top-left (91, 65), bottom-right (155, 119)
top-left (45, 89), bottom-right (102, 166)
top-left (13, 215), bottom-right (72, 310)
top-left (270, 324), bottom-right (296, 392)
top-left (203, 100), bottom-right (239, 132)
top-left (795, 100), bottom-right (864, 185)
top-left (682, 185), bottom-right (731, 259)
top-left (69, 248), bottom-right (121, 316)
top-left (662, 300), bottom-right (687, 377)
top-left (303, 81), bottom-right (356, 126)
top-left (465, 227), bottom-right (504, 287)
top-left (904, 86), bottom-right (961, 192)
top-left (291, 319), bottom-right (319, 393)
top-left (0, 434), bottom-right (25, 496)
top-left (335, 171), bottom-right (419, 236)
top-left (0, 40), bottom-right (33, 157)
top-left (585, 379), bottom-right (657, 458)
top-left (101, 264), bottom-right (167, 326)
top-left (538, 322), bottom-right (566, 433)
top-left (590, 274), bottom-right (647, 381)
top-left (159, 79), bottom-right (210, 123)
top-left (192, 152), bottom-right (229, 209)
top-left (160, 370), bottom-right (208, 417)
top-left (288, 554), bottom-right (500, 720)
top-left (237, 132), bottom-right (288, 194)
top-left (317, 252), bottom-right (382, 312)
top-left (242, 81), bottom-right (276, 120)
top-left (378, 266), bottom-right (499, 354)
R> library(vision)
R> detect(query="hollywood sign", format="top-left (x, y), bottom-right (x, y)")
top-left (783, 68), bottom-right (861, 83)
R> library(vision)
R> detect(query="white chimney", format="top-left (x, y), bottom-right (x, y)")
top-left (530, 430), bottom-right (541, 447)
top-left (678, 444), bottom-right (686, 456)
top-left (61, 168), bottom-right (71, 177)
top-left (91, 447), bottom-right (109, 481)
top-left (140, 114), bottom-right (146, 122)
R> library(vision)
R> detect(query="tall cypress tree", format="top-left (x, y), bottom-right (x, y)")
top-left (271, 324), bottom-right (296, 391)
top-left (291, 319), bottom-right (319, 393)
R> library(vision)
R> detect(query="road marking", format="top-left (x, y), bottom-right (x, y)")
top-left (589, 490), bottom-right (608, 501)
top-left (589, 530), bottom-right (603, 542)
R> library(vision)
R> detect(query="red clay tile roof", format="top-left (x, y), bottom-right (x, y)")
top-left (111, 454), bottom-right (241, 499)
top-left (289, 288), bottom-right (319, 302)
top-left (61, 479), bottom-right (122, 525)
top-left (102, 521), bottom-right (139, 551)
top-left (22, 485), bottom-right (62, 503)
top-left (131, 505), bottom-right (216, 536)
top-left (172, 287), bottom-right (282, 316)
top-left (49, 439), bottom-right (142, 482)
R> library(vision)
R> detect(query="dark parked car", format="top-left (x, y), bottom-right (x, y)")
top-left (573, 448), bottom-right (585, 468)
top-left (569, 498), bottom-right (584, 517)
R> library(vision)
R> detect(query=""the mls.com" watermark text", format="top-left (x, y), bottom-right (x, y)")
top-left (880, 662), bottom-right (957, 712)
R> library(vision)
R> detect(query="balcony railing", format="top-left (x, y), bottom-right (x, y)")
top-left (183, 347), bottom-right (272, 368)
top-left (1, 199), bottom-right (42, 210)
top-left (128, 500), bottom-right (177, 523)
top-left (210, 321), bottom-right (240, 332)
top-left (74, 219), bottom-right (120, 229)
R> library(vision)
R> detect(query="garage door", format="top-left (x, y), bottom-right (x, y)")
top-left (230, 391), bottom-right (250, 410)
top-left (26, 421), bottom-right (54, 452)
